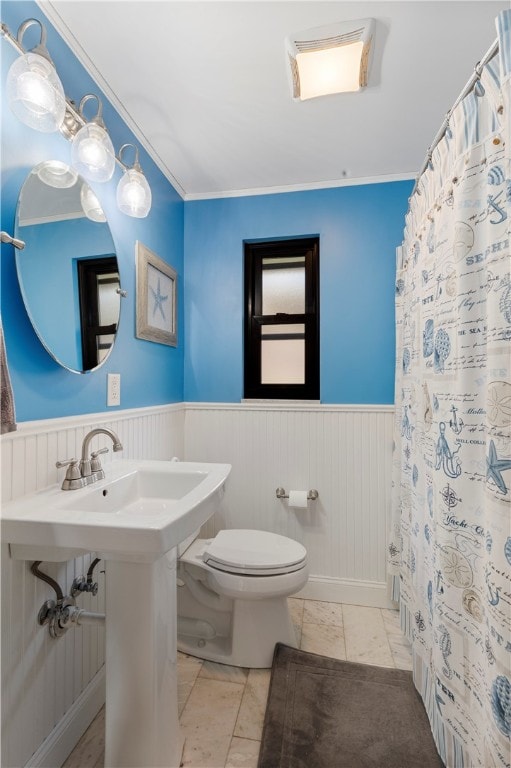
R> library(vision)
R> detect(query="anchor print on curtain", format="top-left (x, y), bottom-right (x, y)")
top-left (389, 11), bottom-right (511, 768)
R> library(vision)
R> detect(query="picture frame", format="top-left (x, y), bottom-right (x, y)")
top-left (136, 241), bottom-right (177, 347)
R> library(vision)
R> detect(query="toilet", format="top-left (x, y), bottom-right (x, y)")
top-left (176, 529), bottom-right (308, 668)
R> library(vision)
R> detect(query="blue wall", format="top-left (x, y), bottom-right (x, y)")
top-left (1, 1), bottom-right (412, 421)
top-left (184, 182), bottom-right (412, 404)
top-left (1, 0), bottom-right (184, 421)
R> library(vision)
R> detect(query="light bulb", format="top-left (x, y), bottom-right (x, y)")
top-left (78, 137), bottom-right (108, 168)
top-left (71, 122), bottom-right (115, 182)
top-left (117, 169), bottom-right (152, 218)
top-left (7, 52), bottom-right (66, 132)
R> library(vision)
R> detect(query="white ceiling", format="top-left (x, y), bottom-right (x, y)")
top-left (42, 1), bottom-right (508, 200)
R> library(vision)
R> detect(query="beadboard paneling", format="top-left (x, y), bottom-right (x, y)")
top-left (0, 405), bottom-right (184, 768)
top-left (184, 404), bottom-right (394, 599)
top-left (1, 401), bottom-right (394, 767)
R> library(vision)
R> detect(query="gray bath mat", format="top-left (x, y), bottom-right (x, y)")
top-left (258, 643), bottom-right (444, 768)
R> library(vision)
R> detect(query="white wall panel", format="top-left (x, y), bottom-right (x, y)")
top-left (184, 403), bottom-right (394, 602)
top-left (0, 404), bottom-right (183, 768)
top-left (1, 401), bottom-right (394, 767)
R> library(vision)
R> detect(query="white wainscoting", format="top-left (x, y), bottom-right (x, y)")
top-left (0, 404), bottom-right (184, 768)
top-left (1, 401), bottom-right (394, 768)
top-left (184, 403), bottom-right (395, 609)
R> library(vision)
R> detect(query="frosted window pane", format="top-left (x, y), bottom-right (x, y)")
top-left (262, 266), bottom-right (305, 315)
top-left (262, 323), bottom-right (304, 336)
top-left (261, 339), bottom-right (305, 384)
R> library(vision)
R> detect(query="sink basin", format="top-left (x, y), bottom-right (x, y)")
top-left (2, 459), bottom-right (231, 562)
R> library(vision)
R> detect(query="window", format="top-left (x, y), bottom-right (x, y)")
top-left (244, 237), bottom-right (319, 399)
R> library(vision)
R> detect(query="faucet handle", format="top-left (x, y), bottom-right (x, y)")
top-left (91, 448), bottom-right (109, 458)
top-left (56, 458), bottom-right (81, 481)
top-left (90, 447), bottom-right (109, 472)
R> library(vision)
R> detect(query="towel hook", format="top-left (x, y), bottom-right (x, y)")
top-left (1, 231), bottom-right (25, 250)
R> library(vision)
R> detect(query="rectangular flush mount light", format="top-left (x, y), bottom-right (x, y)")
top-left (286, 18), bottom-right (375, 100)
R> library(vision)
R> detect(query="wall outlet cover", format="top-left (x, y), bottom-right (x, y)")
top-left (107, 373), bottom-right (121, 407)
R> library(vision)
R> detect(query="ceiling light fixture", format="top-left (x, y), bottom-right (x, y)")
top-left (2, 18), bottom-right (152, 218)
top-left (6, 17), bottom-right (66, 132)
top-left (116, 144), bottom-right (152, 218)
top-left (286, 18), bottom-right (375, 101)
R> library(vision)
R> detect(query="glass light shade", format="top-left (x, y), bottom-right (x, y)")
top-left (37, 160), bottom-right (77, 189)
top-left (296, 41), bottom-right (364, 99)
top-left (7, 52), bottom-right (66, 132)
top-left (71, 122), bottom-right (115, 182)
top-left (117, 168), bottom-right (152, 218)
top-left (80, 183), bottom-right (107, 222)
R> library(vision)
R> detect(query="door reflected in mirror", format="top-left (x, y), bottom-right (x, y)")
top-left (15, 160), bottom-right (120, 373)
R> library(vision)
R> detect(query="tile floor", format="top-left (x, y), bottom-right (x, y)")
top-left (63, 600), bottom-right (412, 768)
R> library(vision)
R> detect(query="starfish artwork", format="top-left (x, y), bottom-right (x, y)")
top-left (149, 277), bottom-right (169, 321)
top-left (486, 440), bottom-right (511, 495)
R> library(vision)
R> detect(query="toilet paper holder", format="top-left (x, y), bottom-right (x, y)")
top-left (276, 488), bottom-right (319, 501)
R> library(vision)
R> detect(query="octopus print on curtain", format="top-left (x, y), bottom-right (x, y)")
top-left (389, 10), bottom-right (511, 768)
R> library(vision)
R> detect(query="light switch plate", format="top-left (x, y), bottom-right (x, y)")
top-left (107, 373), bottom-right (121, 406)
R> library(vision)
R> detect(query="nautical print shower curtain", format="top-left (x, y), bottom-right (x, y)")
top-left (389, 10), bottom-right (511, 768)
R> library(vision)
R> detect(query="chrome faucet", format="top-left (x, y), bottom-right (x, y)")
top-left (56, 428), bottom-right (123, 490)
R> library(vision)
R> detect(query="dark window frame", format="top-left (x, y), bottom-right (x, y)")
top-left (244, 237), bottom-right (319, 400)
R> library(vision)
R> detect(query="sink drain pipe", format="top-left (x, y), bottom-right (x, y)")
top-left (60, 605), bottom-right (105, 628)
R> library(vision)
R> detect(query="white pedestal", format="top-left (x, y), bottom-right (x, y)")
top-left (104, 551), bottom-right (183, 767)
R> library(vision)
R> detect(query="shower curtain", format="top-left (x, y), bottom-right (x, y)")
top-left (389, 10), bottom-right (510, 768)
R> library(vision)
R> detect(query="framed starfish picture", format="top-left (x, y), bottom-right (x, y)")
top-left (136, 242), bottom-right (177, 347)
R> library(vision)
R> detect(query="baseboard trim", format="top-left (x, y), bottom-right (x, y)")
top-left (297, 575), bottom-right (396, 609)
top-left (26, 667), bottom-right (105, 768)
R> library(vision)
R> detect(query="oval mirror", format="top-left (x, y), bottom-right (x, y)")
top-left (15, 161), bottom-right (120, 373)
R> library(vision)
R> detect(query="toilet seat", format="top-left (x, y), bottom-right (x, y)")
top-left (202, 529), bottom-right (307, 576)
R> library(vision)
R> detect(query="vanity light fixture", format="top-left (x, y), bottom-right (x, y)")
top-left (71, 95), bottom-right (116, 183)
top-left (116, 144), bottom-right (152, 218)
top-left (5, 18), bottom-right (66, 132)
top-left (286, 18), bottom-right (375, 100)
top-left (2, 18), bottom-right (152, 218)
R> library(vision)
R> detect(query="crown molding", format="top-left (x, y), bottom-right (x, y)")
top-left (184, 172), bottom-right (416, 201)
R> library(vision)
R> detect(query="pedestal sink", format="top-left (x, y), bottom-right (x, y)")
top-left (2, 459), bottom-right (231, 767)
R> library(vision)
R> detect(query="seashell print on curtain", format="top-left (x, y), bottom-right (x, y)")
top-left (389, 10), bottom-right (511, 768)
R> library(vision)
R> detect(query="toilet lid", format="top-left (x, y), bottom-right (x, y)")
top-left (203, 529), bottom-right (307, 576)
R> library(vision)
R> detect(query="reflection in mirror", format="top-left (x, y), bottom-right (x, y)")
top-left (15, 161), bottom-right (120, 373)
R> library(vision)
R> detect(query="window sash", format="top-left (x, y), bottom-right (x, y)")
top-left (244, 238), bottom-right (319, 400)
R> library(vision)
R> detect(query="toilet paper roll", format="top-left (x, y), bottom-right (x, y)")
top-left (288, 490), bottom-right (308, 509)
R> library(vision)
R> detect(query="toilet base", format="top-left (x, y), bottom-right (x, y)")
top-left (177, 595), bottom-right (298, 668)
